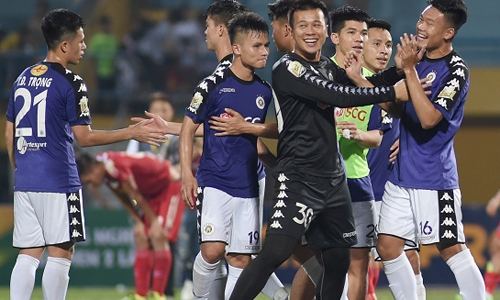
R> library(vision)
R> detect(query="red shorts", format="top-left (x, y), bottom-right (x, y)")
top-left (143, 180), bottom-right (185, 243)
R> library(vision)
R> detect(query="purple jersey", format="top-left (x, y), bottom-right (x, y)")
top-left (367, 106), bottom-right (399, 201)
top-left (185, 67), bottom-right (272, 198)
top-left (6, 62), bottom-right (92, 192)
top-left (389, 51), bottom-right (469, 190)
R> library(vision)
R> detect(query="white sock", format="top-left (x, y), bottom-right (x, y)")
top-left (415, 272), bottom-right (426, 300)
top-left (193, 252), bottom-right (219, 300)
top-left (446, 249), bottom-right (486, 300)
top-left (340, 273), bottom-right (349, 300)
top-left (10, 254), bottom-right (39, 300)
top-left (383, 252), bottom-right (417, 300)
top-left (261, 272), bottom-right (287, 300)
top-left (208, 260), bottom-right (227, 300)
top-left (42, 256), bottom-right (71, 300)
top-left (301, 255), bottom-right (323, 286)
top-left (224, 265), bottom-right (242, 300)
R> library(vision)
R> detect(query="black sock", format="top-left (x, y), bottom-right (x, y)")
top-left (228, 235), bottom-right (298, 300)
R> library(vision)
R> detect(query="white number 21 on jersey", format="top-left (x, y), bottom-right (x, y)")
top-left (14, 88), bottom-right (48, 137)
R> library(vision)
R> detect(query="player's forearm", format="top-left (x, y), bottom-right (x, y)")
top-left (179, 118), bottom-right (197, 178)
top-left (355, 130), bottom-right (383, 149)
top-left (111, 188), bottom-right (141, 222)
top-left (404, 67), bottom-right (442, 129)
top-left (121, 181), bottom-right (157, 223)
top-left (247, 123), bottom-right (279, 139)
top-left (134, 194), bottom-right (157, 224)
top-left (164, 122), bottom-right (204, 137)
top-left (349, 74), bottom-right (374, 88)
top-left (5, 121), bottom-right (15, 169)
top-left (75, 127), bottom-right (134, 147)
top-left (257, 138), bottom-right (276, 168)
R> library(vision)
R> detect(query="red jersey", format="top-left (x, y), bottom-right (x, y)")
top-left (97, 151), bottom-right (171, 200)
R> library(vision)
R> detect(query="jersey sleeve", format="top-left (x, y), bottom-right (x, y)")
top-left (367, 105), bottom-right (393, 132)
top-left (185, 71), bottom-right (221, 124)
top-left (272, 57), bottom-right (396, 108)
top-left (431, 57), bottom-right (469, 121)
top-left (64, 71), bottom-right (92, 127)
top-left (367, 66), bottom-right (403, 86)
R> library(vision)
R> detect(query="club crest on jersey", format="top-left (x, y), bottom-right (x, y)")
top-left (335, 107), bottom-right (344, 117)
top-left (426, 71), bottom-right (437, 83)
top-left (30, 64), bottom-right (48, 76)
top-left (287, 61), bottom-right (306, 78)
top-left (204, 223), bottom-right (215, 236)
top-left (188, 92), bottom-right (203, 113)
top-left (256, 96), bottom-right (265, 109)
top-left (79, 96), bottom-right (90, 117)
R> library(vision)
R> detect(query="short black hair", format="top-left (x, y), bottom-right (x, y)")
top-left (288, 0), bottom-right (328, 29)
top-left (328, 5), bottom-right (370, 34)
top-left (428, 0), bottom-right (467, 32)
top-left (228, 12), bottom-right (269, 45)
top-left (268, 0), bottom-right (294, 21)
top-left (206, 0), bottom-right (250, 27)
top-left (76, 152), bottom-right (96, 177)
top-left (367, 18), bottom-right (391, 32)
top-left (41, 9), bottom-right (85, 50)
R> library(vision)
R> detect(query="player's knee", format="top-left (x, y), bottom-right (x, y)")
top-left (376, 236), bottom-right (404, 261)
top-left (226, 253), bottom-right (251, 268)
top-left (134, 231), bottom-right (148, 246)
top-left (437, 242), bottom-right (466, 261)
top-left (201, 244), bottom-right (225, 264)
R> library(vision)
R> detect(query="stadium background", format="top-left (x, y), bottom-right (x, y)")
top-left (0, 0), bottom-right (499, 297)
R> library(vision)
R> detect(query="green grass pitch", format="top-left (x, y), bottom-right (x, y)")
top-left (0, 286), bottom-right (495, 300)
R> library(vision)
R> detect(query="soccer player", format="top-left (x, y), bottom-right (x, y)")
top-left (329, 6), bottom-right (379, 300)
top-left (179, 12), bottom-right (277, 300)
top-left (133, 3), bottom-right (287, 299)
top-left (208, 2), bottom-right (321, 299)
top-left (376, 1), bottom-right (486, 299)
top-left (227, 0), bottom-right (413, 299)
top-left (77, 152), bottom-right (183, 300)
top-left (364, 19), bottom-right (426, 300)
top-left (4, 9), bottom-right (167, 300)
top-left (485, 188), bottom-right (500, 300)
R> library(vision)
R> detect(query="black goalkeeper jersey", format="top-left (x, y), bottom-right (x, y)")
top-left (272, 52), bottom-right (402, 178)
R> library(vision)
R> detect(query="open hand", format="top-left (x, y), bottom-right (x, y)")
top-left (209, 108), bottom-right (248, 136)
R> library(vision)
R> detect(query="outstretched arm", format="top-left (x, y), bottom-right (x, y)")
top-left (131, 111), bottom-right (204, 137)
top-left (209, 108), bottom-right (279, 139)
top-left (337, 121), bottom-right (383, 149)
top-left (72, 118), bottom-right (167, 147)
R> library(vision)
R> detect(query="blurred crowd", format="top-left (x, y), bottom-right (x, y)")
top-left (0, 0), bottom-right (217, 115)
